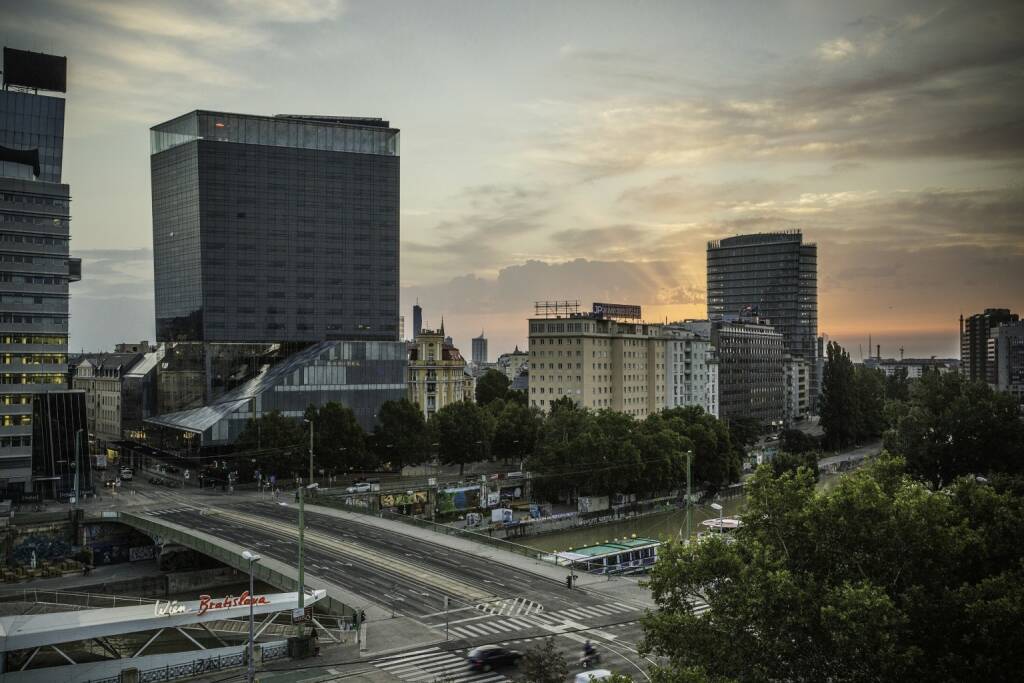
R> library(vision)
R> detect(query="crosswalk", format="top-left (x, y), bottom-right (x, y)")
top-left (372, 646), bottom-right (507, 682)
top-left (473, 597), bottom-right (543, 617)
top-left (546, 601), bottom-right (640, 622)
top-left (444, 616), bottom-right (541, 640)
top-left (145, 506), bottom-right (200, 517)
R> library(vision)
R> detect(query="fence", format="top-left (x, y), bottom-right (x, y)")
top-left (136, 651), bottom-right (245, 683)
top-left (0, 588), bottom-right (158, 609)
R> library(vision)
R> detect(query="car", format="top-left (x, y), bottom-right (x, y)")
top-left (346, 483), bottom-right (372, 493)
top-left (575, 671), bottom-right (614, 683)
top-left (468, 645), bottom-right (520, 672)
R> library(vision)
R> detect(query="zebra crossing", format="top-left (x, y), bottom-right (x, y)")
top-left (145, 506), bottom-right (199, 516)
top-left (546, 601), bottom-right (640, 622)
top-left (372, 646), bottom-right (507, 682)
top-left (473, 597), bottom-right (543, 617)
top-left (444, 616), bottom-right (542, 640)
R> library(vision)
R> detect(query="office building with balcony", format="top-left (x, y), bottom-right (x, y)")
top-left (707, 231), bottom-right (817, 406)
top-left (0, 48), bottom-right (81, 495)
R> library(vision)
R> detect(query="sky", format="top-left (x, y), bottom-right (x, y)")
top-left (4, 0), bottom-right (1022, 360)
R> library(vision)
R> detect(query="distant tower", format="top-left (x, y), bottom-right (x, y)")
top-left (472, 331), bottom-right (488, 365)
top-left (413, 301), bottom-right (423, 339)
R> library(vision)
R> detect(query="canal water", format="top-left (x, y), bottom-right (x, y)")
top-left (521, 471), bottom-right (845, 553)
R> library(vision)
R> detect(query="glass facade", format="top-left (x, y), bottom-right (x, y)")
top-left (1, 82), bottom-right (76, 490)
top-left (707, 231), bottom-right (818, 405)
top-left (151, 111), bottom-right (400, 344)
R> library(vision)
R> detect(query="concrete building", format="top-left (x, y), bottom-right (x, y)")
top-left (990, 321), bottom-right (1024, 405)
top-left (149, 110), bottom-right (400, 415)
top-left (114, 341), bottom-right (150, 353)
top-left (862, 356), bottom-right (958, 379)
top-left (712, 318), bottom-right (786, 425)
top-left (406, 327), bottom-right (471, 419)
top-left (961, 309), bottom-right (1018, 384)
top-left (528, 307), bottom-right (666, 417)
top-left (472, 332), bottom-right (488, 365)
top-left (663, 323), bottom-right (715, 416)
top-left (707, 231), bottom-right (818, 406)
top-left (72, 352), bottom-right (143, 449)
top-left (1, 48), bottom-right (81, 495)
top-left (784, 354), bottom-right (811, 423)
top-left (496, 346), bottom-right (529, 382)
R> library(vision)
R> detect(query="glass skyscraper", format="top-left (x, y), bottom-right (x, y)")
top-left (0, 49), bottom-right (80, 495)
top-left (707, 231), bottom-right (818, 408)
top-left (149, 111), bottom-right (401, 413)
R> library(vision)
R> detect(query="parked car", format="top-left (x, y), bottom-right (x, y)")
top-left (468, 645), bottom-right (520, 672)
top-left (575, 671), bottom-right (614, 683)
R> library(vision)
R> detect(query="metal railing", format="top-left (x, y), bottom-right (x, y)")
top-left (261, 640), bottom-right (289, 661)
top-left (0, 588), bottom-right (158, 609)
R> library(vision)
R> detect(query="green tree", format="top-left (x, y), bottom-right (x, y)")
top-left (884, 370), bottom-right (1024, 487)
top-left (520, 636), bottom-right (568, 683)
top-left (640, 454), bottom-right (1024, 682)
top-left (475, 368), bottom-right (510, 406)
top-left (820, 341), bottom-right (859, 450)
top-left (770, 449), bottom-right (820, 482)
top-left (373, 399), bottom-right (431, 470)
top-left (233, 410), bottom-right (306, 480)
top-left (306, 402), bottom-right (371, 474)
top-left (430, 400), bottom-right (494, 475)
top-left (654, 407), bottom-right (741, 491)
top-left (779, 428), bottom-right (819, 454)
top-left (853, 365), bottom-right (886, 441)
top-left (884, 366), bottom-right (911, 402)
top-left (491, 400), bottom-right (542, 468)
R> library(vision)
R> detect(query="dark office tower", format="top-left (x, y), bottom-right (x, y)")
top-left (0, 48), bottom-right (81, 496)
top-left (707, 231), bottom-right (818, 404)
top-left (413, 302), bottom-right (422, 338)
top-left (961, 308), bottom-right (1018, 383)
top-left (472, 331), bottom-right (488, 365)
top-left (150, 111), bottom-right (400, 410)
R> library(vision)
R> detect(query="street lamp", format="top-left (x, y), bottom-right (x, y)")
top-left (241, 549), bottom-right (262, 683)
top-left (303, 418), bottom-right (315, 489)
top-left (710, 502), bottom-right (724, 534)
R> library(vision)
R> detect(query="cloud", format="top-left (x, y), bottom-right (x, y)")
top-left (818, 37), bottom-right (857, 62)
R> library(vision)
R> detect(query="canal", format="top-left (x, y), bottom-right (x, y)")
top-left (520, 470), bottom-right (846, 553)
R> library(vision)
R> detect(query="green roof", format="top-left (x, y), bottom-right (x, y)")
top-left (568, 538), bottom-right (660, 557)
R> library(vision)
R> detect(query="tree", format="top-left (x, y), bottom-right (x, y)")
top-left (491, 400), bottom-right (542, 467)
top-left (640, 454), bottom-right (1024, 682)
top-left (475, 369), bottom-right (510, 406)
top-left (770, 449), bottom-right (820, 482)
top-left (654, 407), bottom-right (741, 491)
top-left (307, 402), bottom-right (372, 474)
top-left (779, 428), bottom-right (819, 454)
top-left (430, 400), bottom-right (495, 475)
top-left (884, 366), bottom-right (910, 402)
top-left (520, 637), bottom-right (568, 683)
top-left (820, 341), bottom-right (859, 450)
top-left (853, 365), bottom-right (886, 441)
top-left (884, 370), bottom-right (1024, 487)
top-left (233, 411), bottom-right (306, 480)
top-left (373, 399), bottom-right (431, 470)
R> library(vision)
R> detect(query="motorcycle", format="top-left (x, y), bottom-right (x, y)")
top-left (579, 652), bottom-right (601, 668)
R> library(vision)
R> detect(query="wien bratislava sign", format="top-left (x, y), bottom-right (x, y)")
top-left (154, 591), bottom-right (271, 618)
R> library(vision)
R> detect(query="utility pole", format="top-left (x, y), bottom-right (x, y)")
top-left (297, 484), bottom-right (305, 614)
top-left (73, 428), bottom-right (83, 507)
top-left (307, 419), bottom-right (315, 489)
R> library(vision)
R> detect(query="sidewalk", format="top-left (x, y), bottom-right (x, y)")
top-left (302, 501), bottom-right (654, 609)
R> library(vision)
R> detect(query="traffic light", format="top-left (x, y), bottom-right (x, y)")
top-left (566, 574), bottom-right (573, 590)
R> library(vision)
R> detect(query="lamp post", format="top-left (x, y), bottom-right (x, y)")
top-left (297, 481), bottom-right (317, 631)
top-left (684, 450), bottom-right (693, 543)
top-left (241, 549), bottom-right (262, 683)
top-left (710, 502), bottom-right (723, 534)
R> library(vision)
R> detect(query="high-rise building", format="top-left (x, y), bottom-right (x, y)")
top-left (413, 302), bottom-right (422, 339)
top-left (472, 331), bottom-right (488, 365)
top-left (707, 231), bottom-right (817, 405)
top-left (989, 321), bottom-right (1024, 405)
top-left (1, 48), bottom-right (81, 495)
top-left (711, 318), bottom-right (786, 425)
top-left (528, 307), bottom-right (666, 417)
top-left (149, 110), bottom-right (401, 412)
top-left (961, 309), bottom-right (1018, 383)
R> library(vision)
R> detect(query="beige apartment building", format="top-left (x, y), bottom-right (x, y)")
top-left (527, 314), bottom-right (666, 418)
top-left (407, 328), bottom-right (473, 419)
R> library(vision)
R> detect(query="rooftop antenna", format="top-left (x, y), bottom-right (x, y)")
top-left (899, 345), bottom-right (905, 361)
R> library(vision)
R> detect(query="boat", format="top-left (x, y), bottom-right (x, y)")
top-left (697, 516), bottom-right (742, 542)
top-left (546, 537), bottom-right (661, 575)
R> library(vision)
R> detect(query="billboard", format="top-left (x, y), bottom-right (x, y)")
top-left (2, 48), bottom-right (67, 93)
top-left (592, 302), bottom-right (642, 320)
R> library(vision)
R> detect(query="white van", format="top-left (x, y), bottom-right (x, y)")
top-left (575, 671), bottom-right (613, 683)
top-left (120, 468), bottom-right (133, 481)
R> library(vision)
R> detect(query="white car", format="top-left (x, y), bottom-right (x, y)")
top-left (346, 483), bottom-right (372, 493)
top-left (575, 671), bottom-right (613, 683)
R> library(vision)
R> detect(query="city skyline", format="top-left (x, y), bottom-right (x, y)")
top-left (5, 0), bottom-right (1022, 358)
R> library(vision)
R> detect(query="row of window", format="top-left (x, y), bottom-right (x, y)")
top-left (1, 193), bottom-right (68, 209)
top-left (0, 373), bottom-right (65, 385)
top-left (0, 415), bottom-right (30, 426)
top-left (0, 214), bottom-right (66, 227)
top-left (0, 354), bottom-right (66, 365)
top-left (0, 436), bottom-right (30, 449)
top-left (0, 335), bottom-right (67, 345)
top-left (0, 274), bottom-right (67, 285)
top-left (0, 315), bottom-right (67, 325)
top-left (0, 395), bottom-right (33, 405)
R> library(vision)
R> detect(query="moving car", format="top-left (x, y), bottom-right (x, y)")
top-left (468, 645), bottom-right (521, 672)
top-left (120, 468), bottom-right (133, 481)
top-left (575, 670), bottom-right (614, 683)
top-left (346, 482), bottom-right (373, 493)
